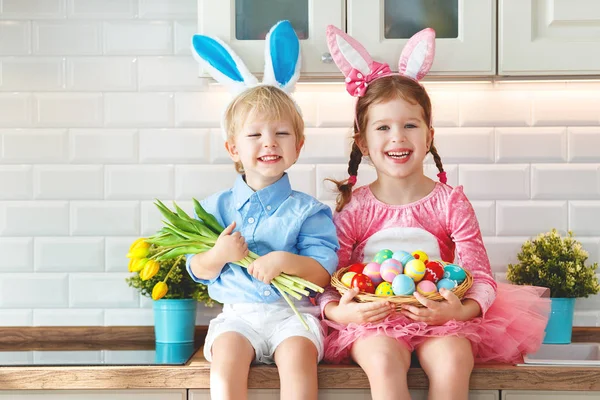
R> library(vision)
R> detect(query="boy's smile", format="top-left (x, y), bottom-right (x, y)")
top-left (225, 115), bottom-right (303, 191)
top-left (257, 154), bottom-right (282, 163)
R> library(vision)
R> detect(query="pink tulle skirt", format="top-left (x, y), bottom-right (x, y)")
top-left (322, 283), bottom-right (551, 364)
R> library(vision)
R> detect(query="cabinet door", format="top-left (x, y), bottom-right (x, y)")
top-left (317, 389), bottom-right (499, 399)
top-left (0, 390), bottom-right (186, 400)
top-left (502, 390), bottom-right (600, 399)
top-left (499, 0), bottom-right (600, 75)
top-left (347, 0), bottom-right (496, 76)
top-left (189, 388), bottom-right (500, 399)
top-left (190, 389), bottom-right (278, 399)
top-left (197, 0), bottom-right (344, 77)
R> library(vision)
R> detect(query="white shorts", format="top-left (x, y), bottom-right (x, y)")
top-left (203, 299), bottom-right (324, 364)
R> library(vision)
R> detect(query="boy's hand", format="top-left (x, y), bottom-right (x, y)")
top-left (401, 288), bottom-right (475, 325)
top-left (247, 251), bottom-right (287, 284)
top-left (212, 221), bottom-right (249, 265)
top-left (326, 288), bottom-right (394, 325)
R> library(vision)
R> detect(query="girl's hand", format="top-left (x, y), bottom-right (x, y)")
top-left (212, 221), bottom-right (249, 264)
top-left (401, 288), bottom-right (465, 325)
top-left (326, 288), bottom-right (394, 325)
top-left (247, 251), bottom-right (286, 284)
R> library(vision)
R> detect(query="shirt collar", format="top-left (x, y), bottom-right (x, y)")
top-left (232, 173), bottom-right (292, 212)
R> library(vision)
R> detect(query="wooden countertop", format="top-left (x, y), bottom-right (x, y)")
top-left (0, 326), bottom-right (599, 391)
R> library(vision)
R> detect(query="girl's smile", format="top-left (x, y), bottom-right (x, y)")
top-left (384, 148), bottom-right (413, 163)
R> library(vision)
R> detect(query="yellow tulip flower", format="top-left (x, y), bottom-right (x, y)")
top-left (130, 258), bottom-right (148, 273)
top-left (128, 238), bottom-right (148, 252)
top-left (140, 260), bottom-right (160, 281)
top-left (152, 282), bottom-right (168, 300)
top-left (128, 258), bottom-right (137, 272)
top-left (126, 246), bottom-right (150, 259)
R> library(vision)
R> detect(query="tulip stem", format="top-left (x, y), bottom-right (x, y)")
top-left (163, 255), bottom-right (184, 283)
top-left (272, 281), bottom-right (309, 330)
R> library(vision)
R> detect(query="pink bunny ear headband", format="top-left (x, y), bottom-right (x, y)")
top-left (326, 26), bottom-right (447, 184)
top-left (326, 25), bottom-right (435, 97)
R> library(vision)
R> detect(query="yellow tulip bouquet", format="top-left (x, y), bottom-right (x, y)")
top-left (126, 199), bottom-right (324, 329)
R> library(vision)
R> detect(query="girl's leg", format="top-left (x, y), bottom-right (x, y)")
top-left (274, 336), bottom-right (319, 400)
top-left (210, 331), bottom-right (255, 400)
top-left (351, 335), bottom-right (412, 400)
top-left (415, 336), bottom-right (474, 400)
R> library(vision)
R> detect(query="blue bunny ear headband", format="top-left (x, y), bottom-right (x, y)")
top-left (191, 20), bottom-right (302, 140)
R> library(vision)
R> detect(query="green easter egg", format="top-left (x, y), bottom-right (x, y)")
top-left (373, 249), bottom-right (393, 264)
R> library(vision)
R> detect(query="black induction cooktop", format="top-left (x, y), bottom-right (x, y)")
top-left (0, 342), bottom-right (200, 366)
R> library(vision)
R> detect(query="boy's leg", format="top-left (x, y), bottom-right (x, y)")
top-left (415, 336), bottom-right (474, 400)
top-left (210, 331), bottom-right (255, 400)
top-left (350, 335), bottom-right (412, 400)
top-left (273, 336), bottom-right (319, 400)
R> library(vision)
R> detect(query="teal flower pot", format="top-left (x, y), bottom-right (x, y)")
top-left (153, 299), bottom-right (197, 343)
top-left (155, 342), bottom-right (195, 364)
top-left (543, 298), bottom-right (575, 344)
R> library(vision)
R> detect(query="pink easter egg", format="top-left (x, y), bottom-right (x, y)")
top-left (362, 262), bottom-right (383, 286)
top-left (380, 258), bottom-right (403, 282)
top-left (416, 280), bottom-right (438, 295)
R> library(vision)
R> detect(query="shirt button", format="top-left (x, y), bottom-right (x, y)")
top-left (263, 290), bottom-right (271, 296)
top-left (266, 205), bottom-right (272, 211)
top-left (248, 217), bottom-right (255, 223)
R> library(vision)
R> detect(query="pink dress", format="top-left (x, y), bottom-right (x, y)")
top-left (318, 183), bottom-right (550, 364)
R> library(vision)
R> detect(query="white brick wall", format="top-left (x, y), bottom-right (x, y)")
top-left (0, 0), bottom-right (598, 328)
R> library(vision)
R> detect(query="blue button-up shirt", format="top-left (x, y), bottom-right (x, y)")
top-left (186, 173), bottom-right (339, 304)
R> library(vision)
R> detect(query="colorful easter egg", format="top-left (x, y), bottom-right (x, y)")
top-left (373, 249), bottom-right (394, 264)
top-left (346, 262), bottom-right (366, 274)
top-left (436, 278), bottom-right (457, 291)
top-left (423, 260), bottom-right (445, 283)
top-left (443, 264), bottom-right (467, 284)
top-left (341, 271), bottom-right (357, 288)
top-left (375, 282), bottom-right (394, 296)
top-left (404, 259), bottom-right (426, 282)
top-left (392, 274), bottom-right (415, 296)
top-left (380, 258), bottom-right (403, 282)
top-left (392, 250), bottom-right (414, 266)
top-left (416, 280), bottom-right (438, 295)
top-left (412, 250), bottom-right (429, 265)
top-left (351, 273), bottom-right (375, 294)
top-left (362, 262), bottom-right (383, 286)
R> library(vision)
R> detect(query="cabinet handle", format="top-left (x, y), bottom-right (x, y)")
top-left (321, 52), bottom-right (333, 63)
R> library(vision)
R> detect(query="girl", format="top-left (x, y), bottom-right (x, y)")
top-left (318, 26), bottom-right (550, 400)
top-left (190, 21), bottom-right (339, 400)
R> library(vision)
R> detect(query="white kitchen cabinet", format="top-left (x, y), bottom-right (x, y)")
top-left (499, 0), bottom-right (600, 75)
top-left (502, 390), bottom-right (600, 399)
top-left (190, 389), bottom-right (276, 400)
top-left (197, 0), bottom-right (344, 77)
top-left (346, 0), bottom-right (496, 76)
top-left (189, 388), bottom-right (500, 399)
top-left (0, 389), bottom-right (186, 400)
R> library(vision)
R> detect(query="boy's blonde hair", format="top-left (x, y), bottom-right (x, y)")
top-left (223, 86), bottom-right (305, 174)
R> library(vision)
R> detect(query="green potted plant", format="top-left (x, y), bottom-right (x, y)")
top-left (126, 243), bottom-right (216, 344)
top-left (507, 229), bottom-right (599, 344)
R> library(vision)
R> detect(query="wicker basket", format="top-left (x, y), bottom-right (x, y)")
top-left (331, 266), bottom-right (473, 311)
